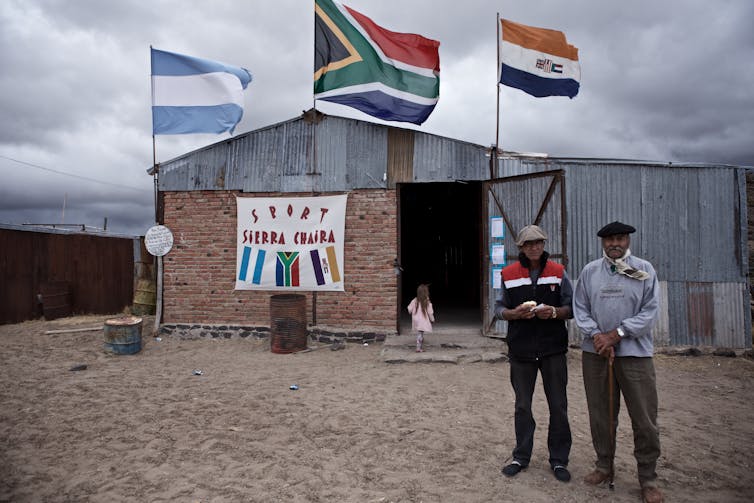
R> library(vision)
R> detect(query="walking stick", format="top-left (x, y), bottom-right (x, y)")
top-left (608, 356), bottom-right (616, 490)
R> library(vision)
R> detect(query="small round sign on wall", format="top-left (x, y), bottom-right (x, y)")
top-left (145, 225), bottom-right (174, 257)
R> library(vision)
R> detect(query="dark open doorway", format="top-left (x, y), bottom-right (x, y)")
top-left (399, 181), bottom-right (482, 331)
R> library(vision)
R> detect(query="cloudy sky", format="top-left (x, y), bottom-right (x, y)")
top-left (1, 0), bottom-right (752, 236)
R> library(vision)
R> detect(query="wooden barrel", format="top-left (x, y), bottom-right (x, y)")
top-left (132, 279), bottom-right (156, 315)
top-left (104, 316), bottom-right (143, 355)
top-left (269, 294), bottom-right (307, 354)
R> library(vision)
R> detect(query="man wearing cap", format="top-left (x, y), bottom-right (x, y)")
top-left (495, 225), bottom-right (573, 483)
top-left (573, 222), bottom-right (663, 503)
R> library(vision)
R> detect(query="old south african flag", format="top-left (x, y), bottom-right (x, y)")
top-left (314, 0), bottom-right (440, 125)
top-left (499, 18), bottom-right (580, 98)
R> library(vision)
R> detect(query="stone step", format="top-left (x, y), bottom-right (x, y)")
top-left (381, 331), bottom-right (508, 364)
top-left (380, 346), bottom-right (508, 364)
top-left (383, 331), bottom-right (506, 349)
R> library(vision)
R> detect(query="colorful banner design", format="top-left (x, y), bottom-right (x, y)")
top-left (235, 195), bottom-right (347, 291)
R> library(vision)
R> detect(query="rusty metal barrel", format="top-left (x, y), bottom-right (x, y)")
top-left (269, 294), bottom-right (307, 354)
top-left (103, 316), bottom-right (143, 355)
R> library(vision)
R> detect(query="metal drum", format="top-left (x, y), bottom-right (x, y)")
top-left (269, 294), bottom-right (307, 354)
top-left (104, 316), bottom-right (143, 355)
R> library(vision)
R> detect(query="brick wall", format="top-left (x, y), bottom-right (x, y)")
top-left (162, 190), bottom-right (397, 332)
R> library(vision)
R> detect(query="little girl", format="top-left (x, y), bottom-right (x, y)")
top-left (407, 284), bottom-right (434, 352)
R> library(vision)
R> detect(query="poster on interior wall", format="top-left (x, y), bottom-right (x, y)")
top-left (235, 194), bottom-right (347, 291)
top-left (490, 217), bottom-right (505, 238)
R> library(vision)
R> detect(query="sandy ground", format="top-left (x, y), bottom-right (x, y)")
top-left (1, 315), bottom-right (753, 503)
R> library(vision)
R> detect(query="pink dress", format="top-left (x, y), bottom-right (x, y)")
top-left (407, 298), bottom-right (434, 333)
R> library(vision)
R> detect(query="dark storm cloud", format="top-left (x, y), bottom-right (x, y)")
top-left (562, 0), bottom-right (754, 165)
top-left (0, 159), bottom-right (152, 234)
top-left (1, 0), bottom-right (753, 237)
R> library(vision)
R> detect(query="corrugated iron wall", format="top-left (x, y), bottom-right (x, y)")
top-left (503, 159), bottom-right (751, 348)
top-left (0, 226), bottom-right (137, 324)
top-left (156, 113), bottom-right (751, 348)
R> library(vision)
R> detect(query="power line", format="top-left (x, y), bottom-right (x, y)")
top-left (0, 154), bottom-right (146, 193)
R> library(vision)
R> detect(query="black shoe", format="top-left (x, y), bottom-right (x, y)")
top-left (552, 465), bottom-right (571, 482)
top-left (502, 461), bottom-right (525, 477)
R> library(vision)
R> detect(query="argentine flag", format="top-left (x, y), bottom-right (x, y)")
top-left (151, 48), bottom-right (252, 135)
top-left (237, 246), bottom-right (266, 285)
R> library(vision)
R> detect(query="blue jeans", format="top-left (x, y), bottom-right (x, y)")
top-left (509, 353), bottom-right (572, 467)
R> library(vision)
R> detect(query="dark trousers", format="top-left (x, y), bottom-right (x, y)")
top-left (509, 353), bottom-right (572, 467)
top-left (582, 352), bottom-right (660, 488)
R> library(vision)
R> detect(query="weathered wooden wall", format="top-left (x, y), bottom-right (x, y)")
top-left (0, 226), bottom-right (137, 324)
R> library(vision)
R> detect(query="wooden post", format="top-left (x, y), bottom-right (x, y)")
top-left (154, 255), bottom-right (163, 336)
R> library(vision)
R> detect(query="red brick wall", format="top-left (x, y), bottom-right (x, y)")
top-left (161, 190), bottom-right (397, 332)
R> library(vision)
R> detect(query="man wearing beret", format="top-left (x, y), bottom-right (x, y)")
top-left (573, 222), bottom-right (663, 503)
top-left (495, 225), bottom-right (573, 483)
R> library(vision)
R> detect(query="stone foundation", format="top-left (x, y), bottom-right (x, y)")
top-left (159, 323), bottom-right (391, 343)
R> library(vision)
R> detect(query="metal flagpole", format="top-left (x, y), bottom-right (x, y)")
top-left (152, 135), bottom-right (158, 222)
top-left (311, 102), bottom-right (318, 325)
top-left (311, 3), bottom-right (318, 326)
top-left (492, 12), bottom-right (501, 180)
top-left (150, 45), bottom-right (160, 226)
top-left (496, 12), bottom-right (501, 150)
top-left (149, 45), bottom-right (163, 336)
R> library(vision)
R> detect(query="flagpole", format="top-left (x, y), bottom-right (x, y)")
top-left (311, 2), bottom-right (318, 326)
top-left (150, 46), bottom-right (159, 225)
top-left (493, 12), bottom-right (501, 179)
top-left (152, 135), bottom-right (158, 222)
top-left (490, 12), bottom-right (501, 179)
top-left (149, 45), bottom-right (163, 337)
top-left (311, 0), bottom-right (318, 179)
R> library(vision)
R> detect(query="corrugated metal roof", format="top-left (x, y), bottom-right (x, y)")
top-left (158, 112), bottom-right (748, 189)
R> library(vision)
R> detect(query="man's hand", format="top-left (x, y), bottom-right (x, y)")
top-left (533, 304), bottom-right (555, 320)
top-left (593, 330), bottom-right (620, 355)
top-left (508, 303), bottom-right (536, 320)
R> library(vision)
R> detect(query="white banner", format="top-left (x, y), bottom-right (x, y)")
top-left (235, 195), bottom-right (347, 291)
